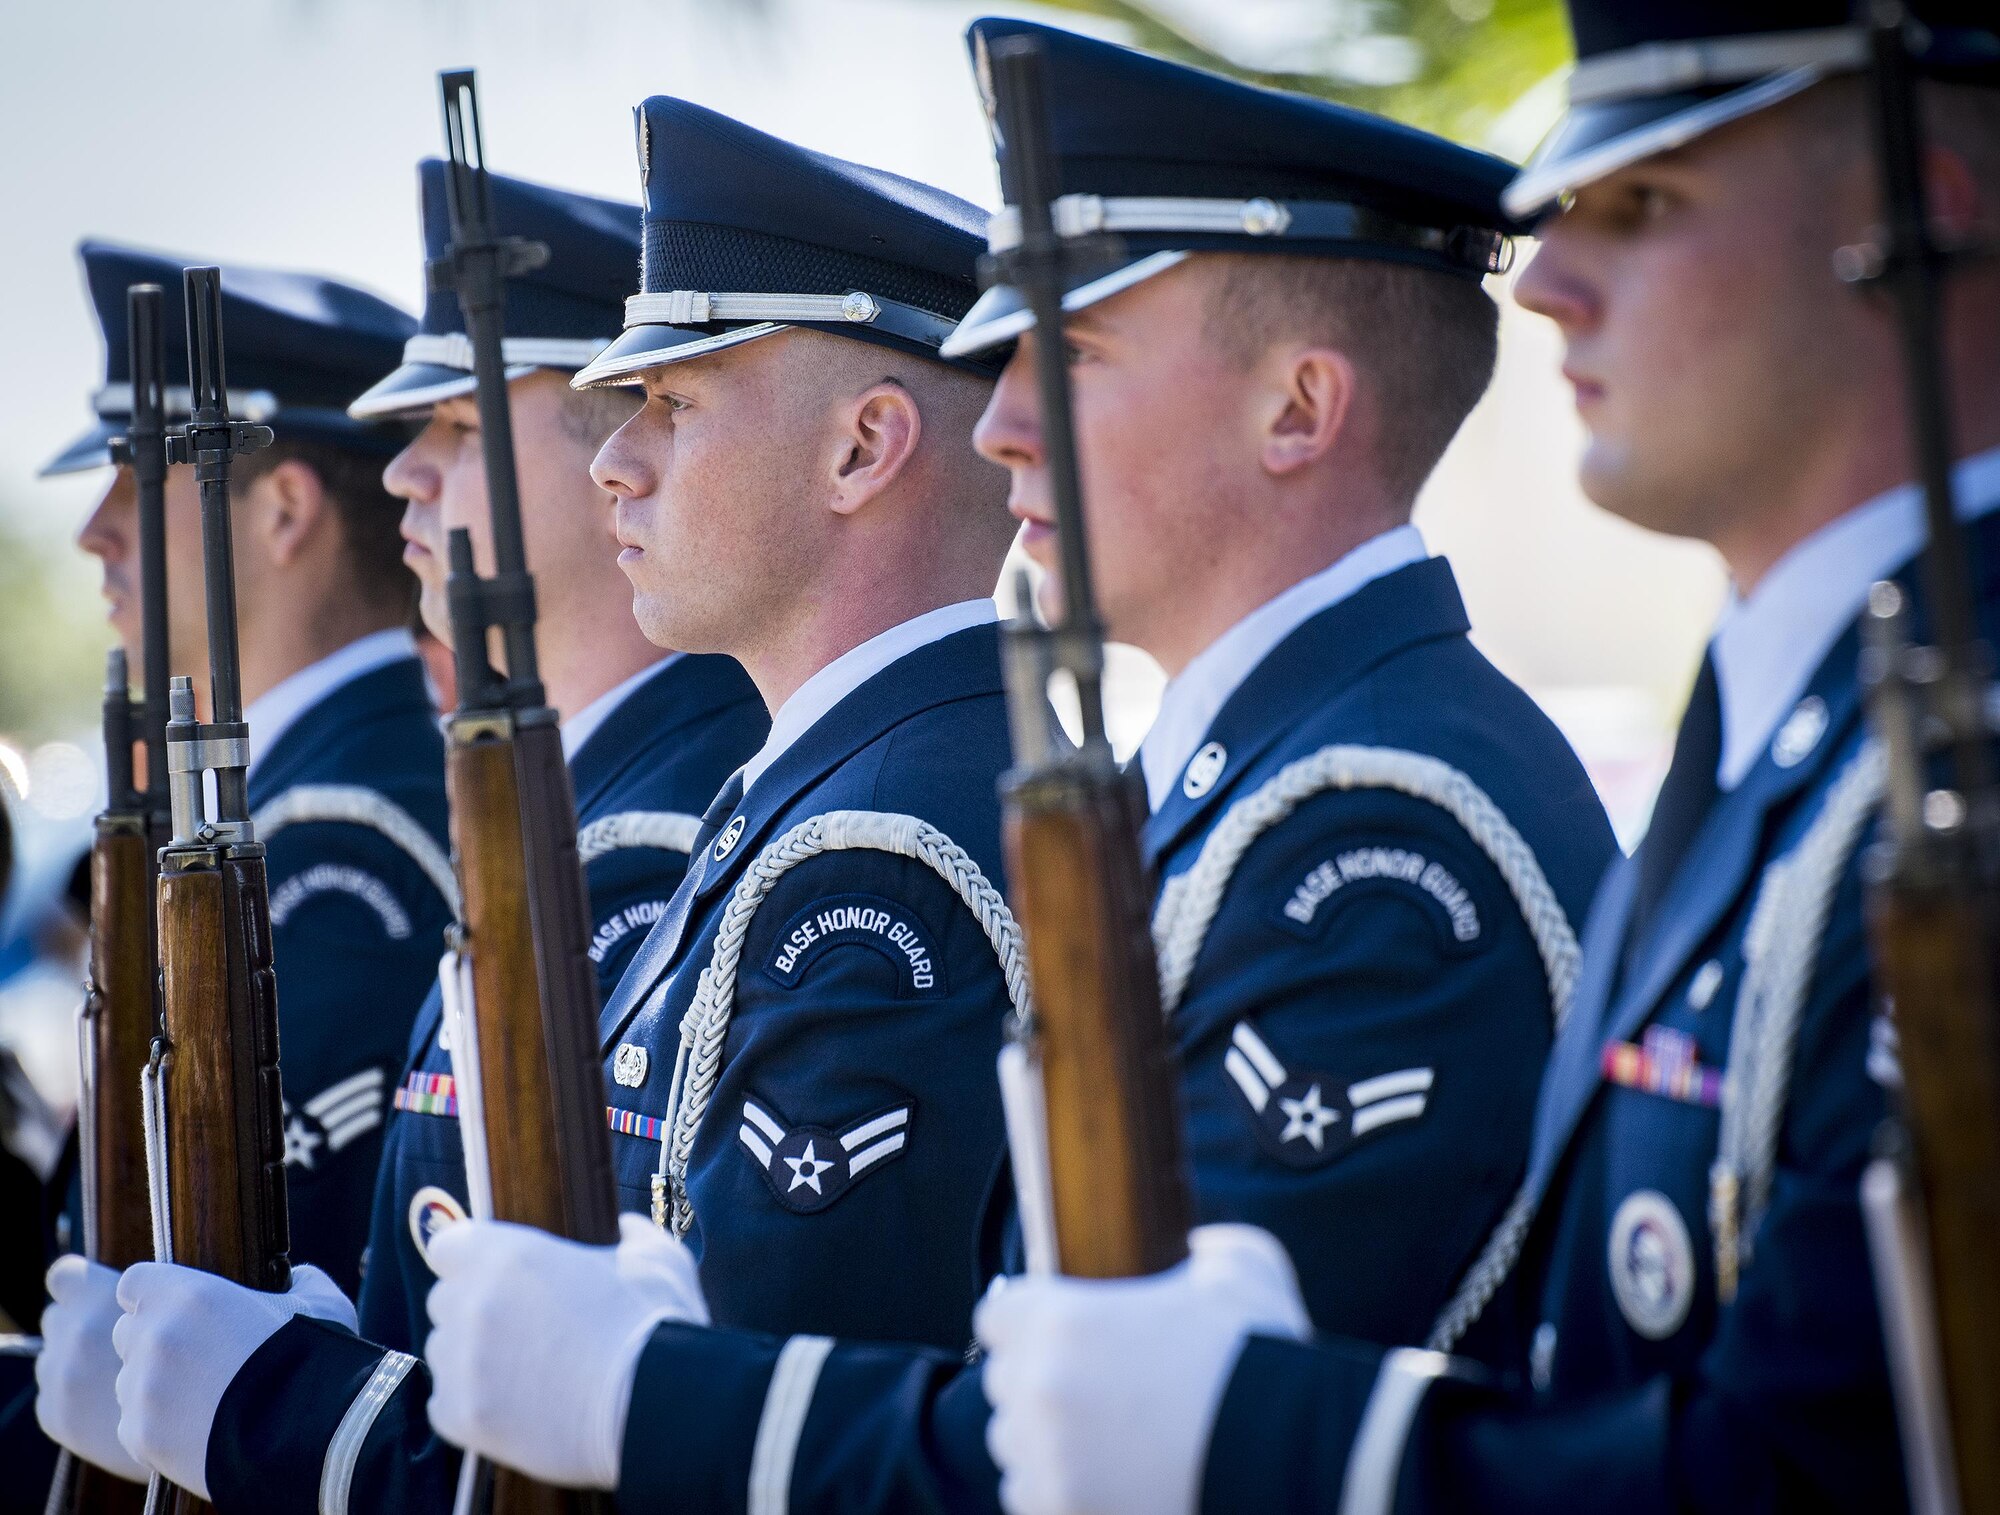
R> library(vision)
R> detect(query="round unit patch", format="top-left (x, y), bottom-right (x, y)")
top-left (1607, 1188), bottom-right (1695, 1340)
top-left (1183, 742), bottom-right (1228, 799)
top-left (408, 1184), bottom-right (469, 1273)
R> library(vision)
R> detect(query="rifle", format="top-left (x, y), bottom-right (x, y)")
top-left (1850, 6), bottom-right (2000, 1513)
top-left (428, 70), bottom-right (617, 1515)
top-left (143, 267), bottom-right (285, 1515)
top-left (984, 35), bottom-right (1194, 1280)
top-left (50, 286), bottom-right (174, 1515)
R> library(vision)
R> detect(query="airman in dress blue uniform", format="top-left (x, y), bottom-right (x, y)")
top-left (22, 240), bottom-right (453, 1495)
top-left (48, 242), bottom-right (453, 1294)
top-left (125, 105), bottom-right (1022, 1510)
top-left (972, 6), bottom-right (2000, 1514)
top-left (31, 175), bottom-right (768, 1505)
top-left (385, 23), bottom-right (1616, 1510)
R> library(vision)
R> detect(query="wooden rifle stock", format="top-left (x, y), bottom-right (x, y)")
top-left (1002, 751), bottom-right (1192, 1277)
top-left (146, 268), bottom-right (286, 1515)
top-left (431, 71), bottom-right (616, 1515)
top-left (1863, 588), bottom-right (2000, 1515)
top-left (58, 282), bottom-right (174, 1515)
top-left (1848, 8), bottom-right (2000, 1511)
top-left (986, 34), bottom-right (1194, 1281)
top-left (56, 653), bottom-right (155, 1515)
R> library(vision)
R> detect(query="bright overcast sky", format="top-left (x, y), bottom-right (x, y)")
top-left (0, 0), bottom-right (1723, 838)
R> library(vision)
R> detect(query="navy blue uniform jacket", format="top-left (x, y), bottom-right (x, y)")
top-left (1186, 528), bottom-right (2000, 1515)
top-left (573, 559), bottom-right (1616, 1514)
top-left (248, 655), bottom-right (455, 1297)
top-left (198, 653), bottom-right (764, 1513)
top-left (206, 630), bottom-right (1020, 1513)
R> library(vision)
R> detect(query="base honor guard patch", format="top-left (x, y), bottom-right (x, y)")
top-left (763, 892), bottom-right (945, 997)
top-left (1222, 1021), bottom-right (1433, 1169)
top-left (737, 1095), bottom-right (912, 1213)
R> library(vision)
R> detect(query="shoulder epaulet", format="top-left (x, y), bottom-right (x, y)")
top-left (577, 810), bottom-right (703, 865)
top-left (1152, 744), bottom-right (1582, 1026)
top-left (253, 784), bottom-right (457, 914)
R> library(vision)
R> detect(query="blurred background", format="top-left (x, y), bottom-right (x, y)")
top-left (0, 0), bottom-right (1724, 1117)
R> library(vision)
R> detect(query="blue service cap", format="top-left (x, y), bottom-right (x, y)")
top-left (942, 17), bottom-right (1519, 360)
top-left (571, 97), bottom-right (994, 389)
top-left (349, 161), bottom-right (641, 420)
top-left (43, 241), bottom-right (416, 477)
top-left (1507, 0), bottom-right (2000, 219)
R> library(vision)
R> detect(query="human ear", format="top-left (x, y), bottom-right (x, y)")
top-left (1261, 347), bottom-right (1356, 477)
top-left (829, 381), bottom-right (923, 516)
top-left (245, 458), bottom-right (328, 570)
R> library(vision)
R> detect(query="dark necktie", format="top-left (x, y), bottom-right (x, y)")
top-left (1626, 652), bottom-right (1722, 962)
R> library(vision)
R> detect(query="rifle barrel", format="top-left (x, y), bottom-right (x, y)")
top-left (128, 284), bottom-right (171, 826)
top-left (988, 37), bottom-right (1108, 748)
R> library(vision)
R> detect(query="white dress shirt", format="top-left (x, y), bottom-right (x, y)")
top-left (560, 654), bottom-right (684, 762)
top-left (243, 628), bottom-right (417, 784)
top-left (1711, 445), bottom-right (2000, 791)
top-left (740, 598), bottom-right (999, 795)
top-left (1137, 525), bottom-right (1430, 812)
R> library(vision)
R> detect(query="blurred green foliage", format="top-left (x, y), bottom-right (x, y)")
top-left (996, 0), bottom-right (1571, 146)
top-left (0, 509), bottom-right (109, 743)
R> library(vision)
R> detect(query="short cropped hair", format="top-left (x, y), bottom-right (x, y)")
top-left (233, 439), bottom-right (413, 616)
top-left (1204, 253), bottom-right (1500, 505)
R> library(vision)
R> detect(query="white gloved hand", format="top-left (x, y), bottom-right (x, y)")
top-left (976, 1224), bottom-right (1312, 1515)
top-left (111, 1261), bottom-right (356, 1499)
top-left (36, 1257), bottom-right (145, 1481)
top-left (425, 1214), bottom-right (708, 1490)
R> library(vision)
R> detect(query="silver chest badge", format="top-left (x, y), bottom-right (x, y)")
top-left (613, 1043), bottom-right (649, 1088)
top-left (1771, 696), bottom-right (1828, 769)
top-left (1607, 1188), bottom-right (1696, 1340)
top-left (713, 815), bottom-right (747, 861)
top-left (1183, 741), bottom-right (1228, 800)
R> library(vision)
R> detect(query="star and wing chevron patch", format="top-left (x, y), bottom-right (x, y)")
top-left (1223, 1021), bottom-right (1433, 1168)
top-left (283, 1066), bottom-right (388, 1170)
top-left (737, 1096), bottom-right (912, 1213)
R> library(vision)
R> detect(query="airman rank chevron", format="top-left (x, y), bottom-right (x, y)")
top-left (764, 892), bottom-right (945, 997)
top-left (737, 1095), bottom-right (913, 1213)
top-left (284, 1066), bottom-right (389, 1170)
top-left (1223, 1021), bottom-right (1433, 1169)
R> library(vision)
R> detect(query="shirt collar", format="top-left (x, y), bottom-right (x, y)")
top-left (1712, 445), bottom-right (2000, 791)
top-left (1138, 524), bottom-right (1429, 812)
top-left (740, 598), bottom-right (1000, 795)
top-left (244, 628), bottom-right (417, 782)
top-left (560, 654), bottom-right (683, 762)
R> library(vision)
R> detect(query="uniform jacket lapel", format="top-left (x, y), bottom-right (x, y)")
top-left (1521, 626), bottom-right (1866, 1204)
top-left (1141, 558), bottom-right (1474, 870)
top-left (597, 623), bottom-right (1005, 1049)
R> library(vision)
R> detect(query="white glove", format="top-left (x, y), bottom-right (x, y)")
top-left (112, 1262), bottom-right (356, 1499)
top-left (976, 1224), bottom-right (1312, 1515)
top-left (425, 1214), bottom-right (709, 1490)
top-left (36, 1257), bottom-right (145, 1481)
